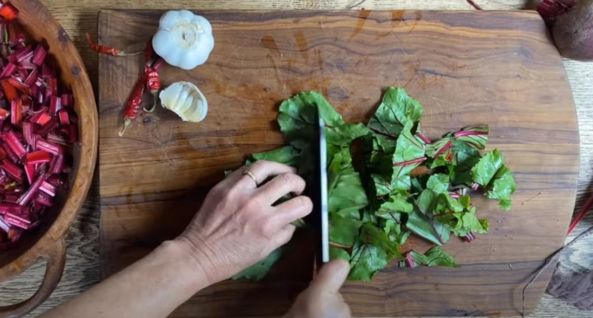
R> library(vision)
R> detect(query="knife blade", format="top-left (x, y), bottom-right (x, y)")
top-left (312, 106), bottom-right (329, 266)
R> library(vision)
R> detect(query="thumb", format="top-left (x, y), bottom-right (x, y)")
top-left (311, 260), bottom-right (350, 293)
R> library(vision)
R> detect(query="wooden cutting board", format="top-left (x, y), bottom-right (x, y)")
top-left (98, 9), bottom-right (579, 317)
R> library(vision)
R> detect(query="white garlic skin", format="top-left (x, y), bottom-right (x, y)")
top-left (159, 81), bottom-right (208, 123)
top-left (152, 10), bottom-right (215, 70)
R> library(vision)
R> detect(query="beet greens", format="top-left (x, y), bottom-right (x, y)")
top-left (234, 87), bottom-right (516, 281)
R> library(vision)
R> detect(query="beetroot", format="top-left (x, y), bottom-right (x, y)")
top-left (0, 13), bottom-right (77, 248)
top-left (537, 0), bottom-right (593, 61)
top-left (537, 0), bottom-right (576, 24)
top-left (553, 0), bottom-right (593, 60)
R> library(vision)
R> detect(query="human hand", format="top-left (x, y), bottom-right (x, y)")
top-left (176, 160), bottom-right (313, 285)
top-left (285, 260), bottom-right (352, 318)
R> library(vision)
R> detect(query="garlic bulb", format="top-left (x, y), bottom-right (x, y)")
top-left (159, 81), bottom-right (208, 122)
top-left (152, 10), bottom-right (215, 70)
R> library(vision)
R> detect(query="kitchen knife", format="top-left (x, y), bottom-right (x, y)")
top-left (312, 106), bottom-right (330, 267)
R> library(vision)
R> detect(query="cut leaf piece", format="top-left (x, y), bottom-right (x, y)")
top-left (329, 215), bottom-right (362, 247)
top-left (375, 193), bottom-right (413, 219)
top-left (390, 122), bottom-right (426, 191)
top-left (328, 148), bottom-right (368, 218)
top-left (409, 246), bottom-right (457, 267)
top-left (330, 247), bottom-right (351, 261)
top-left (406, 210), bottom-right (446, 245)
top-left (368, 87), bottom-right (423, 139)
top-left (278, 91), bottom-right (344, 143)
top-left (426, 173), bottom-right (449, 194)
top-left (485, 165), bottom-right (516, 211)
top-left (471, 149), bottom-right (504, 186)
top-left (249, 145), bottom-right (301, 167)
top-left (360, 223), bottom-right (402, 260)
top-left (349, 244), bottom-right (389, 281)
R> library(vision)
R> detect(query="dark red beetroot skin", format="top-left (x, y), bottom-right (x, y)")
top-left (553, 0), bottom-right (593, 60)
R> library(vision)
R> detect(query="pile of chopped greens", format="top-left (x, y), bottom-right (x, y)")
top-left (234, 87), bottom-right (516, 281)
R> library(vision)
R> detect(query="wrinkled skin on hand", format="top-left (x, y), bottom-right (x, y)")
top-left (176, 160), bottom-right (313, 284)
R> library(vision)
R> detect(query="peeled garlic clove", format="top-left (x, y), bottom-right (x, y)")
top-left (159, 81), bottom-right (208, 122)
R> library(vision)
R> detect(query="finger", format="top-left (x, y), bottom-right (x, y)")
top-left (215, 165), bottom-right (248, 189)
top-left (241, 160), bottom-right (296, 188)
top-left (271, 196), bottom-right (313, 228)
top-left (255, 173), bottom-right (306, 204)
top-left (271, 224), bottom-right (296, 247)
top-left (311, 260), bottom-right (350, 293)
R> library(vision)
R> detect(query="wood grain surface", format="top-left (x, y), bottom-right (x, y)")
top-left (0, 1), bottom-right (592, 318)
top-left (98, 9), bottom-right (578, 317)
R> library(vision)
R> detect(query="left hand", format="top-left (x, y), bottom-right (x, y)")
top-left (176, 160), bottom-right (313, 285)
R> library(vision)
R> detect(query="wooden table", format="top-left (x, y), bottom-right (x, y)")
top-left (1, 1), bottom-right (592, 317)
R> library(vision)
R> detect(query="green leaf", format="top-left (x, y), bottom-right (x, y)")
top-left (330, 247), bottom-right (351, 261)
top-left (383, 219), bottom-right (410, 245)
top-left (432, 221), bottom-right (451, 244)
top-left (372, 174), bottom-right (393, 197)
top-left (326, 123), bottom-right (370, 147)
top-left (485, 165), bottom-right (516, 211)
top-left (410, 246), bottom-right (457, 267)
top-left (233, 247), bottom-right (283, 281)
top-left (435, 199), bottom-right (488, 237)
top-left (278, 91), bottom-right (344, 142)
top-left (391, 122), bottom-right (426, 191)
top-left (406, 210), bottom-right (445, 245)
top-left (416, 189), bottom-right (437, 215)
top-left (329, 214), bottom-right (362, 247)
top-left (250, 145), bottom-right (301, 166)
top-left (426, 137), bottom-right (452, 159)
top-left (480, 218), bottom-right (490, 232)
top-left (434, 193), bottom-right (464, 214)
top-left (368, 87), bottom-right (423, 139)
top-left (459, 208), bottom-right (488, 235)
top-left (398, 231), bottom-right (411, 245)
top-left (246, 89), bottom-right (514, 281)
top-left (471, 149), bottom-right (504, 186)
top-left (454, 126), bottom-right (488, 150)
top-left (328, 148), bottom-right (368, 218)
top-left (361, 209), bottom-right (378, 223)
top-left (349, 244), bottom-right (389, 281)
top-left (470, 149), bottom-right (516, 210)
top-left (427, 134), bottom-right (485, 174)
top-left (374, 134), bottom-right (396, 154)
top-left (459, 194), bottom-right (471, 209)
top-left (427, 173), bottom-right (449, 194)
top-left (453, 139), bottom-right (482, 168)
top-left (375, 193), bottom-right (414, 219)
top-left (360, 223), bottom-right (402, 259)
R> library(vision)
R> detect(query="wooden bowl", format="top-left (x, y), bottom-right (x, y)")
top-left (0, 0), bottom-right (97, 316)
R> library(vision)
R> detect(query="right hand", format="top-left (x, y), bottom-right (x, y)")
top-left (285, 260), bottom-right (352, 318)
top-left (176, 160), bottom-right (313, 285)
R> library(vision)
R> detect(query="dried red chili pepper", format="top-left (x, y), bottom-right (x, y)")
top-left (85, 33), bottom-right (140, 57)
top-left (144, 58), bottom-right (164, 112)
top-left (144, 41), bottom-right (155, 64)
top-left (119, 76), bottom-right (145, 136)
